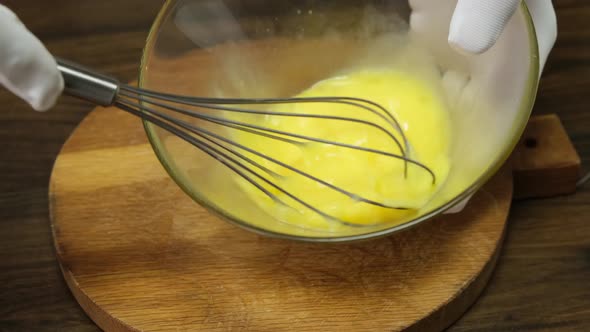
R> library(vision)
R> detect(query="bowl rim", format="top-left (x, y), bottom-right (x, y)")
top-left (138, 0), bottom-right (540, 243)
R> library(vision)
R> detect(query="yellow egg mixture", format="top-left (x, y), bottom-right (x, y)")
top-left (229, 68), bottom-right (452, 231)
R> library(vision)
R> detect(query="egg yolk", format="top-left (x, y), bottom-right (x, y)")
top-left (228, 68), bottom-right (451, 231)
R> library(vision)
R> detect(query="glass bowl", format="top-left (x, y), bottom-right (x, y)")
top-left (139, 0), bottom-right (539, 242)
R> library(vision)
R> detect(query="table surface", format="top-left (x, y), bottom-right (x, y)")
top-left (1, 1), bottom-right (589, 331)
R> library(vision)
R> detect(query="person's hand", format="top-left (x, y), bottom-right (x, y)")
top-left (0, 5), bottom-right (63, 111)
top-left (409, 0), bottom-right (558, 214)
top-left (449, 0), bottom-right (557, 68)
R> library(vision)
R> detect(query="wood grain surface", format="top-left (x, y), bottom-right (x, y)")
top-left (49, 104), bottom-right (515, 332)
top-left (512, 114), bottom-right (582, 199)
top-left (1, 1), bottom-right (590, 331)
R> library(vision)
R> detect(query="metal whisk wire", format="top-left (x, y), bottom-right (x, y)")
top-left (119, 88), bottom-right (410, 160)
top-left (56, 57), bottom-right (436, 226)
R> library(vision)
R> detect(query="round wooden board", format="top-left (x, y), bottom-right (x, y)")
top-left (49, 106), bottom-right (512, 332)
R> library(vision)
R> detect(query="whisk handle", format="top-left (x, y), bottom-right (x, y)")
top-left (55, 57), bottom-right (120, 107)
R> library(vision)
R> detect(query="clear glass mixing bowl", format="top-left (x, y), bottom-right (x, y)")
top-left (139, 0), bottom-right (539, 242)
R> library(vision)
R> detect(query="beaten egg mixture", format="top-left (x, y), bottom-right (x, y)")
top-left (229, 68), bottom-right (451, 231)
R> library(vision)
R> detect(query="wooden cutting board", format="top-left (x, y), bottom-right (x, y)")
top-left (49, 109), bottom-right (580, 332)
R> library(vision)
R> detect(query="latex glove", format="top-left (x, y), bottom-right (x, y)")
top-left (409, 0), bottom-right (557, 214)
top-left (445, 1), bottom-right (556, 214)
top-left (449, 0), bottom-right (557, 69)
top-left (0, 5), bottom-right (63, 111)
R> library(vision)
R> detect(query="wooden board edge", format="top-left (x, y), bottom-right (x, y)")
top-left (60, 265), bottom-right (140, 332)
top-left (47, 105), bottom-right (513, 332)
top-left (512, 114), bottom-right (582, 199)
top-left (49, 204), bottom-right (141, 332)
top-left (407, 169), bottom-right (512, 332)
top-left (409, 229), bottom-right (506, 332)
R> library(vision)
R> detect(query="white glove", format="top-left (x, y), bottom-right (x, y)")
top-left (409, 0), bottom-right (557, 214)
top-left (445, 0), bottom-right (556, 214)
top-left (449, 0), bottom-right (557, 69)
top-left (0, 5), bottom-right (63, 111)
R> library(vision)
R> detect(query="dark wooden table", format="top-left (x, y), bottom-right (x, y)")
top-left (0, 1), bottom-right (589, 331)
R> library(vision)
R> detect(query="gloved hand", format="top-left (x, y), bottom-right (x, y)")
top-left (449, 0), bottom-right (557, 68)
top-left (0, 5), bottom-right (63, 111)
top-left (409, 0), bottom-right (558, 214)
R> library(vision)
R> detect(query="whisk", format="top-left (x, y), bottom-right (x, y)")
top-left (56, 57), bottom-right (436, 225)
